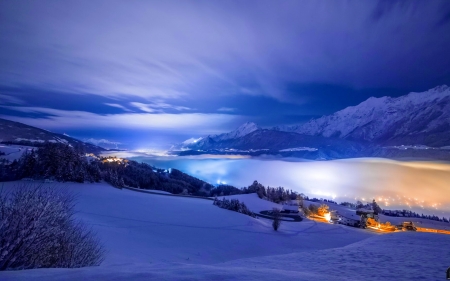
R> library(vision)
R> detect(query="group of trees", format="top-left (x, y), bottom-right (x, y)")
top-left (382, 209), bottom-right (449, 223)
top-left (0, 143), bottom-right (101, 183)
top-left (213, 197), bottom-right (255, 218)
top-left (101, 159), bottom-right (214, 196)
top-left (246, 180), bottom-right (300, 204)
top-left (0, 143), bottom-right (215, 196)
top-left (209, 184), bottom-right (243, 197)
top-left (184, 179), bottom-right (303, 203)
top-left (339, 202), bottom-right (357, 209)
top-left (302, 203), bottom-right (329, 217)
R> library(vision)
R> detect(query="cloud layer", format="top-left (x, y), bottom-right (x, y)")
top-left (0, 106), bottom-right (240, 135)
top-left (1, 1), bottom-right (449, 102)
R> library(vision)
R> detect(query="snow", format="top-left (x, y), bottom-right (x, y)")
top-left (182, 137), bottom-right (203, 145)
top-left (0, 145), bottom-right (35, 162)
top-left (279, 147), bottom-right (318, 152)
top-left (1, 181), bottom-right (449, 280)
top-left (14, 138), bottom-right (46, 143)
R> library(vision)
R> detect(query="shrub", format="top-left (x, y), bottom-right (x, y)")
top-left (308, 204), bottom-right (319, 215)
top-left (0, 184), bottom-right (105, 270)
top-left (272, 208), bottom-right (282, 231)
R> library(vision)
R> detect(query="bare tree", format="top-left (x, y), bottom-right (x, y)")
top-left (272, 208), bottom-right (282, 231)
top-left (0, 184), bottom-right (105, 270)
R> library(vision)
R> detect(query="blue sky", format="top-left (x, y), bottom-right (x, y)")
top-left (1, 1), bottom-right (450, 149)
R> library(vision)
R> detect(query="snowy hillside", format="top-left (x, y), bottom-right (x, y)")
top-left (285, 85), bottom-right (450, 146)
top-left (0, 118), bottom-right (105, 153)
top-left (1, 181), bottom-right (449, 280)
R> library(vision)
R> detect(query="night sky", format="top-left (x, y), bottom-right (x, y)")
top-left (1, 1), bottom-right (450, 149)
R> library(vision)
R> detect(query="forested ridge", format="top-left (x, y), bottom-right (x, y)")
top-left (0, 143), bottom-right (298, 198)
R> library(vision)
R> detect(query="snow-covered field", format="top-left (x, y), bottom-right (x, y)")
top-left (1, 181), bottom-right (449, 280)
top-left (0, 145), bottom-right (34, 162)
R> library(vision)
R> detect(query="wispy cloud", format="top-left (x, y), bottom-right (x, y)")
top-left (217, 107), bottom-right (236, 112)
top-left (130, 101), bottom-right (191, 113)
top-left (104, 103), bottom-right (132, 112)
top-left (0, 106), bottom-right (240, 134)
top-left (0, 94), bottom-right (25, 105)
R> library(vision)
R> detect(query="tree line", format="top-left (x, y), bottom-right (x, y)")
top-left (0, 143), bottom-right (215, 196)
top-left (382, 209), bottom-right (449, 223)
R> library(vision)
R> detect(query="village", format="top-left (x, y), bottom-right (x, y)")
top-left (277, 197), bottom-right (450, 235)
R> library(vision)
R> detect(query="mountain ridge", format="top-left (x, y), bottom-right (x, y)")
top-left (0, 118), bottom-right (105, 153)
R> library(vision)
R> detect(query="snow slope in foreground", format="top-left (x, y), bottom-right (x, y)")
top-left (1, 182), bottom-right (449, 280)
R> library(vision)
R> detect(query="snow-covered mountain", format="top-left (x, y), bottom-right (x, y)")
top-left (211, 122), bottom-right (260, 142)
top-left (283, 85), bottom-right (450, 147)
top-left (175, 122), bottom-right (260, 150)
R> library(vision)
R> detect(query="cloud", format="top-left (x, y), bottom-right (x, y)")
top-left (104, 103), bottom-right (132, 112)
top-left (0, 106), bottom-right (240, 134)
top-left (0, 94), bottom-right (25, 105)
top-left (217, 107), bottom-right (236, 112)
top-left (130, 101), bottom-right (191, 113)
top-left (129, 102), bottom-right (158, 113)
top-left (0, 1), bottom-right (449, 105)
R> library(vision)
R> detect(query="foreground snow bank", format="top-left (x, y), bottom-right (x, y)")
top-left (2, 232), bottom-right (449, 281)
top-left (1, 181), bottom-right (449, 280)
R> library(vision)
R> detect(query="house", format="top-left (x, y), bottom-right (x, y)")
top-left (334, 212), bottom-right (361, 227)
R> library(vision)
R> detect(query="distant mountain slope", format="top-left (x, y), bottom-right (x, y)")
top-left (284, 85), bottom-right (450, 147)
top-left (0, 118), bottom-right (104, 153)
top-left (177, 128), bottom-right (374, 160)
top-left (175, 86), bottom-right (450, 160)
top-left (172, 122), bottom-right (260, 150)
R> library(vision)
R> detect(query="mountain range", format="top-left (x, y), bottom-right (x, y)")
top-left (175, 85), bottom-right (450, 160)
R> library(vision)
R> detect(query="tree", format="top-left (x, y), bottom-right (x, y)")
top-left (317, 204), bottom-right (329, 217)
top-left (356, 200), bottom-right (364, 209)
top-left (372, 199), bottom-right (382, 214)
top-left (297, 194), bottom-right (305, 207)
top-left (272, 208), bottom-right (282, 231)
top-left (308, 204), bottom-right (319, 215)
